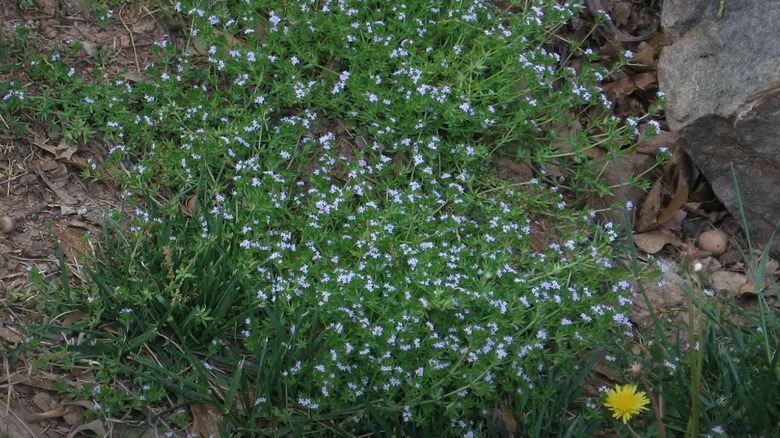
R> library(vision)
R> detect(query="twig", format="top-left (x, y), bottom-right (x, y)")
top-left (118, 8), bottom-right (141, 74)
top-left (25, 407), bottom-right (67, 422)
top-left (0, 171), bottom-right (31, 186)
top-left (3, 355), bottom-right (10, 417)
top-left (640, 374), bottom-right (666, 438)
top-left (0, 112), bottom-right (10, 130)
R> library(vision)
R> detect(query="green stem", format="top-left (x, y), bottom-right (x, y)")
top-left (686, 278), bottom-right (703, 438)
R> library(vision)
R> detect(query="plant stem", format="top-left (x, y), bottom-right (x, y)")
top-left (686, 279), bottom-right (703, 438)
top-left (640, 375), bottom-right (665, 438)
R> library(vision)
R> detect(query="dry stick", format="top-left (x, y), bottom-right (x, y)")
top-left (641, 374), bottom-right (666, 438)
top-left (3, 355), bottom-right (10, 417)
top-left (25, 407), bottom-right (68, 422)
top-left (0, 112), bottom-right (10, 130)
top-left (0, 171), bottom-right (32, 186)
top-left (118, 8), bottom-right (142, 74)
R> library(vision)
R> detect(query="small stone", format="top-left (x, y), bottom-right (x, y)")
top-left (42, 26), bottom-right (58, 39)
top-left (32, 392), bottom-right (56, 412)
top-left (0, 216), bottom-right (16, 234)
top-left (699, 229), bottom-right (729, 256)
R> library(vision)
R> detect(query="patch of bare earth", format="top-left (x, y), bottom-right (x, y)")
top-left (0, 0), bottom-right (175, 435)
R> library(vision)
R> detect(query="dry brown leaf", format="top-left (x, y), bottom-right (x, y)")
top-left (588, 152), bottom-right (655, 224)
top-left (35, 166), bottom-right (78, 204)
top-left (602, 73), bottom-right (655, 99)
top-left (7, 374), bottom-right (60, 391)
top-left (66, 159), bottom-right (116, 201)
top-left (737, 281), bottom-right (758, 297)
top-left (549, 112), bottom-right (582, 155)
top-left (492, 155), bottom-right (534, 183)
top-left (631, 41), bottom-right (657, 68)
top-left (630, 72), bottom-right (657, 90)
top-left (614, 95), bottom-right (646, 118)
top-left (131, 19), bottom-right (155, 34)
top-left (529, 234), bottom-right (545, 252)
top-left (57, 225), bottom-right (92, 264)
top-left (67, 419), bottom-right (107, 438)
top-left (49, 161), bottom-right (70, 187)
top-left (70, 367), bottom-right (96, 383)
top-left (31, 137), bottom-right (79, 160)
top-left (182, 196), bottom-right (199, 216)
top-left (122, 71), bottom-right (149, 83)
top-left (648, 32), bottom-right (670, 53)
top-left (737, 279), bottom-right (772, 297)
top-left (608, 1), bottom-right (631, 26)
top-left (0, 326), bottom-right (23, 343)
top-left (39, 158), bottom-right (60, 171)
top-left (491, 403), bottom-right (517, 438)
top-left (591, 356), bottom-right (620, 381)
top-left (63, 405), bottom-right (85, 426)
top-left (32, 391), bottom-right (59, 412)
top-left (0, 401), bottom-right (46, 438)
top-left (598, 36), bottom-right (623, 62)
top-left (637, 178), bottom-right (663, 232)
top-left (710, 271), bottom-right (747, 294)
top-left (190, 403), bottom-right (223, 438)
top-left (635, 130), bottom-right (676, 155)
top-left (762, 257), bottom-right (779, 275)
top-left (584, 144), bottom-right (606, 159)
top-left (659, 209), bottom-right (687, 232)
top-left (633, 229), bottom-right (681, 254)
top-left (602, 76), bottom-right (636, 98)
top-left (655, 173), bottom-right (689, 227)
top-left (62, 310), bottom-right (86, 327)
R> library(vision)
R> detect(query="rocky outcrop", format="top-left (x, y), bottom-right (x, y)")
top-left (658, 0), bottom-right (780, 254)
top-left (677, 116), bottom-right (780, 256)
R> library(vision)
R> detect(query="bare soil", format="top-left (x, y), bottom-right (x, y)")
top-left (0, 0), bottom-right (175, 435)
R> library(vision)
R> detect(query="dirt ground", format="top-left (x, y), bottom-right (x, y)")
top-left (0, 0), bottom-right (175, 436)
top-left (0, 0), bottom-right (777, 437)
top-left (1, 0), bottom-right (167, 287)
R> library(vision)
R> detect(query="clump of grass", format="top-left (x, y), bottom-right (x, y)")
top-left (613, 171), bottom-right (780, 438)
top-left (2, 0), bottom-right (665, 436)
top-left (617, 280), bottom-right (780, 438)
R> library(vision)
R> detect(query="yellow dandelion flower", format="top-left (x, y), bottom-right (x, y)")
top-left (604, 384), bottom-right (650, 424)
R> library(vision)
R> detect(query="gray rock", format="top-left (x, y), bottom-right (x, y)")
top-left (661, 0), bottom-right (719, 38)
top-left (659, 0), bottom-right (780, 254)
top-left (734, 83), bottom-right (780, 165)
top-left (677, 116), bottom-right (780, 256)
top-left (659, 0), bottom-right (780, 147)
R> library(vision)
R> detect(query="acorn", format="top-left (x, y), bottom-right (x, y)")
top-left (0, 216), bottom-right (16, 234)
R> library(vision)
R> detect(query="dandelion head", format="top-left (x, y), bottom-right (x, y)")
top-left (603, 384), bottom-right (650, 424)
